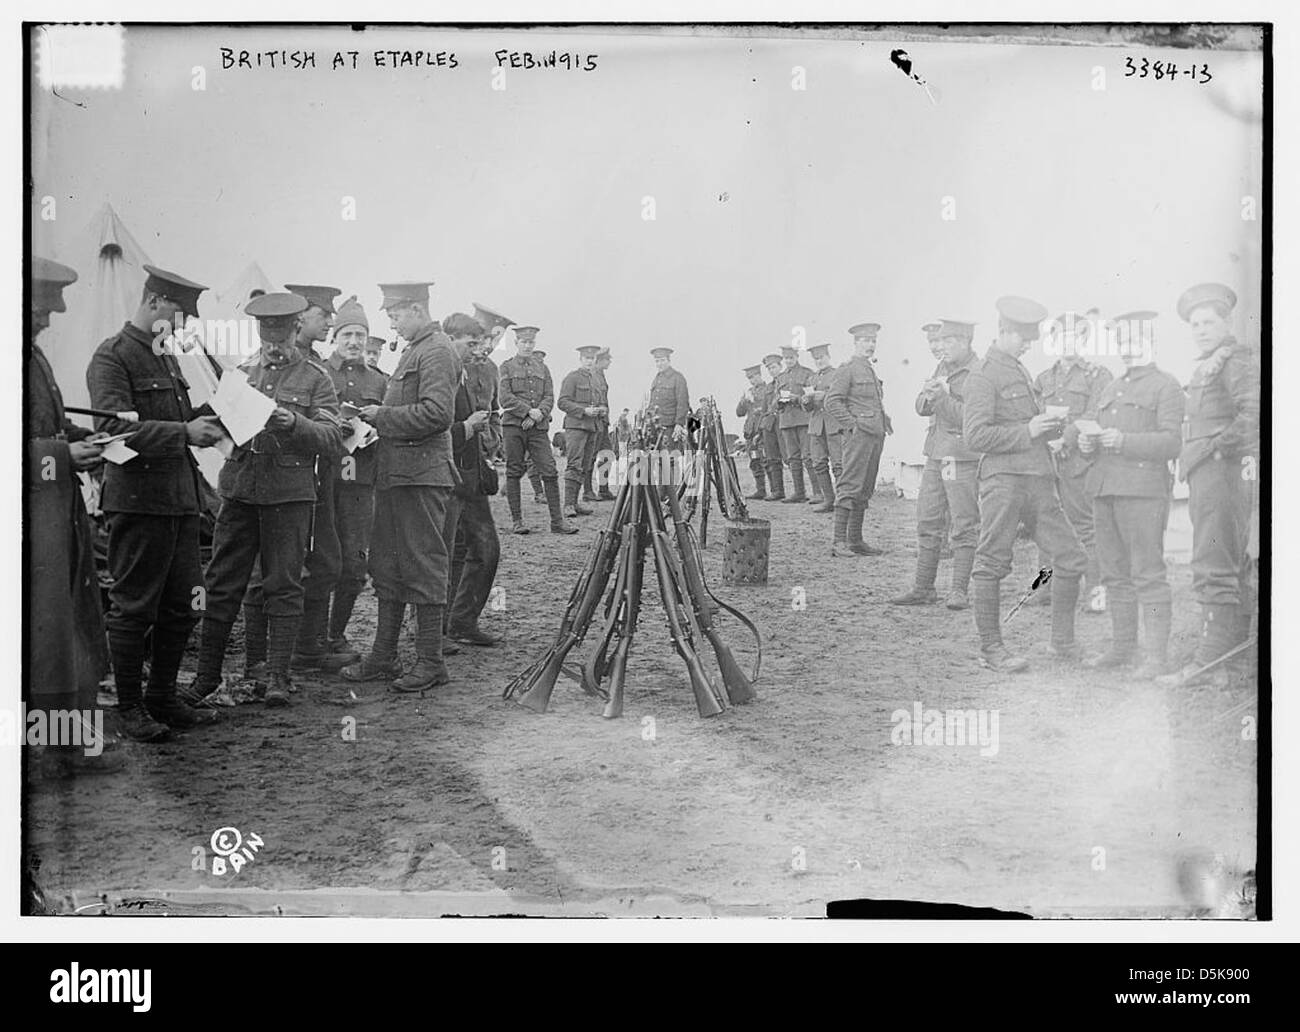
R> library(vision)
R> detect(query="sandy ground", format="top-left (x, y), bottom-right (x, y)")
top-left (24, 482), bottom-right (1259, 918)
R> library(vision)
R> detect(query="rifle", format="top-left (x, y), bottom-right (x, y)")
top-left (505, 482), bottom-right (630, 712)
top-left (582, 474), bottom-right (637, 698)
top-left (602, 480), bottom-right (645, 719)
top-left (661, 481), bottom-right (758, 705)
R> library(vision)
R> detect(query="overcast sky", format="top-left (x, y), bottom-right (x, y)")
top-left (30, 25), bottom-right (1263, 458)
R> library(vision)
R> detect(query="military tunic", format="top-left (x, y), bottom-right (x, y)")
top-left (204, 349), bottom-right (343, 622)
top-left (758, 379), bottom-right (786, 496)
top-left (737, 382), bottom-right (770, 489)
top-left (1179, 339), bottom-right (1260, 607)
top-left (775, 362), bottom-right (815, 487)
top-left (825, 355), bottom-right (888, 509)
top-left (1076, 364), bottom-right (1184, 607)
top-left (368, 322), bottom-right (462, 606)
top-left (499, 352), bottom-right (558, 480)
top-left (649, 367), bottom-right (690, 430)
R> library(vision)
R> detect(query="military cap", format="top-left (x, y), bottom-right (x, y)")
top-left (995, 296), bottom-right (1048, 340)
top-left (379, 281), bottom-right (434, 309)
top-left (245, 292), bottom-right (308, 322)
top-left (780, 345), bottom-right (800, 357)
top-left (650, 346), bottom-right (674, 358)
top-left (284, 284), bottom-right (341, 315)
top-left (808, 343), bottom-right (832, 359)
top-left (514, 325), bottom-right (540, 340)
top-left (1111, 310), bottom-right (1158, 330)
top-left (366, 335), bottom-right (386, 349)
top-left (577, 345), bottom-right (600, 357)
top-left (848, 322), bottom-right (881, 337)
top-left (1177, 283), bottom-right (1236, 322)
top-left (938, 319), bottom-right (976, 339)
top-left (472, 301), bottom-right (515, 333)
top-left (742, 364), bottom-right (763, 375)
top-left (143, 264), bottom-right (208, 320)
top-left (762, 352), bottom-right (783, 365)
top-left (922, 322), bottom-right (942, 336)
top-left (596, 346), bottom-right (611, 358)
top-left (31, 256), bottom-right (78, 314)
top-left (334, 295), bottom-right (369, 334)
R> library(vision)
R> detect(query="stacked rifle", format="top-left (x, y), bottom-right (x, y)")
top-left (687, 395), bottom-right (750, 545)
top-left (503, 423), bottom-right (761, 719)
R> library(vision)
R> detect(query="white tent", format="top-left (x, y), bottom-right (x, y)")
top-left (41, 202), bottom-right (152, 411)
top-left (202, 260), bottom-right (275, 371)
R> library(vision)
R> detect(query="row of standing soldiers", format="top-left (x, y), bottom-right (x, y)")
top-left (738, 290), bottom-right (1259, 679)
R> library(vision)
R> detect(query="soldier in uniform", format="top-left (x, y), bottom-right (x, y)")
top-left (588, 347), bottom-right (616, 501)
top-left (735, 363), bottom-right (769, 499)
top-left (558, 345), bottom-right (608, 517)
top-left (363, 334), bottom-right (386, 370)
top-left (1068, 311), bottom-right (1184, 676)
top-left (825, 323), bottom-right (892, 556)
top-left (964, 296), bottom-right (1089, 671)
top-left (442, 311), bottom-right (504, 647)
top-left (88, 264), bottom-right (225, 740)
top-left (500, 330), bottom-right (576, 534)
top-left (342, 281), bottom-right (462, 690)
top-left (892, 318), bottom-right (981, 609)
top-left (188, 293), bottom-right (343, 706)
top-left (323, 297), bottom-right (390, 658)
top-left (774, 344), bottom-right (815, 503)
top-left (1035, 310), bottom-right (1113, 613)
top-left (1159, 283), bottom-right (1260, 685)
top-left (648, 346), bottom-right (691, 447)
top-left (759, 353), bottom-right (786, 499)
top-left (267, 283), bottom-right (347, 670)
top-left (27, 258), bottom-right (120, 774)
top-left (803, 343), bottom-right (842, 513)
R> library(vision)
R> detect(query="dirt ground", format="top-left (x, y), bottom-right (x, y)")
top-left (24, 482), bottom-right (1259, 919)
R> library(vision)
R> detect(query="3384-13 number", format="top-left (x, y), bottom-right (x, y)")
top-left (1124, 55), bottom-right (1212, 83)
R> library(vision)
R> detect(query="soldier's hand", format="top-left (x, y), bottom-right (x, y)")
top-left (465, 410), bottom-right (489, 434)
top-left (267, 406), bottom-right (296, 431)
top-left (1100, 428), bottom-right (1124, 451)
top-left (1028, 413), bottom-right (1064, 439)
top-left (68, 439), bottom-right (105, 470)
top-left (185, 414), bottom-right (226, 447)
top-left (528, 408), bottom-right (544, 423)
top-left (583, 406), bottom-right (599, 417)
top-left (358, 405), bottom-right (382, 423)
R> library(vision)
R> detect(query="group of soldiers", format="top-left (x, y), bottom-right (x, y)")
top-left (737, 289), bottom-right (1260, 677)
top-left (25, 255), bottom-right (708, 774)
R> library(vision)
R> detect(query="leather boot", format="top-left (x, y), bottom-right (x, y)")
top-left (891, 546), bottom-right (940, 605)
top-left (242, 603), bottom-right (267, 674)
top-left (291, 596), bottom-right (331, 670)
top-left (808, 471), bottom-right (824, 505)
top-left (946, 546), bottom-right (975, 610)
top-left (564, 480), bottom-right (592, 517)
top-left (1050, 576), bottom-right (1082, 659)
top-left (766, 462), bottom-right (785, 500)
top-left (181, 618), bottom-right (233, 704)
top-left (813, 471), bottom-right (836, 513)
top-left (107, 626), bottom-right (147, 711)
top-left (328, 589), bottom-right (359, 648)
top-left (1084, 596), bottom-right (1139, 668)
top-left (783, 461), bottom-right (808, 502)
top-left (546, 477), bottom-right (578, 533)
top-left (747, 469), bottom-right (767, 500)
top-left (831, 506), bottom-right (852, 557)
top-left (342, 598), bottom-right (405, 682)
top-left (1132, 601), bottom-right (1173, 678)
top-left (974, 578), bottom-right (1028, 671)
top-left (145, 627), bottom-right (214, 727)
top-left (393, 603), bottom-right (451, 692)
top-left (847, 507), bottom-right (883, 555)
top-left (265, 614), bottom-right (300, 705)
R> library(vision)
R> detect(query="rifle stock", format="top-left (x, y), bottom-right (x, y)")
top-left (649, 527), bottom-right (725, 718)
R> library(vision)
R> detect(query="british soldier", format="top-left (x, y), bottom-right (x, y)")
top-left (774, 344), bottom-right (815, 502)
top-left (802, 343), bottom-right (842, 513)
top-left (557, 345), bottom-right (608, 517)
top-left (736, 363), bottom-right (770, 499)
top-left (500, 331), bottom-right (575, 534)
top-left (759, 353), bottom-right (786, 499)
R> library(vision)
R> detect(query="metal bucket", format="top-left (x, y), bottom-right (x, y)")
top-left (721, 518), bottom-right (770, 586)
